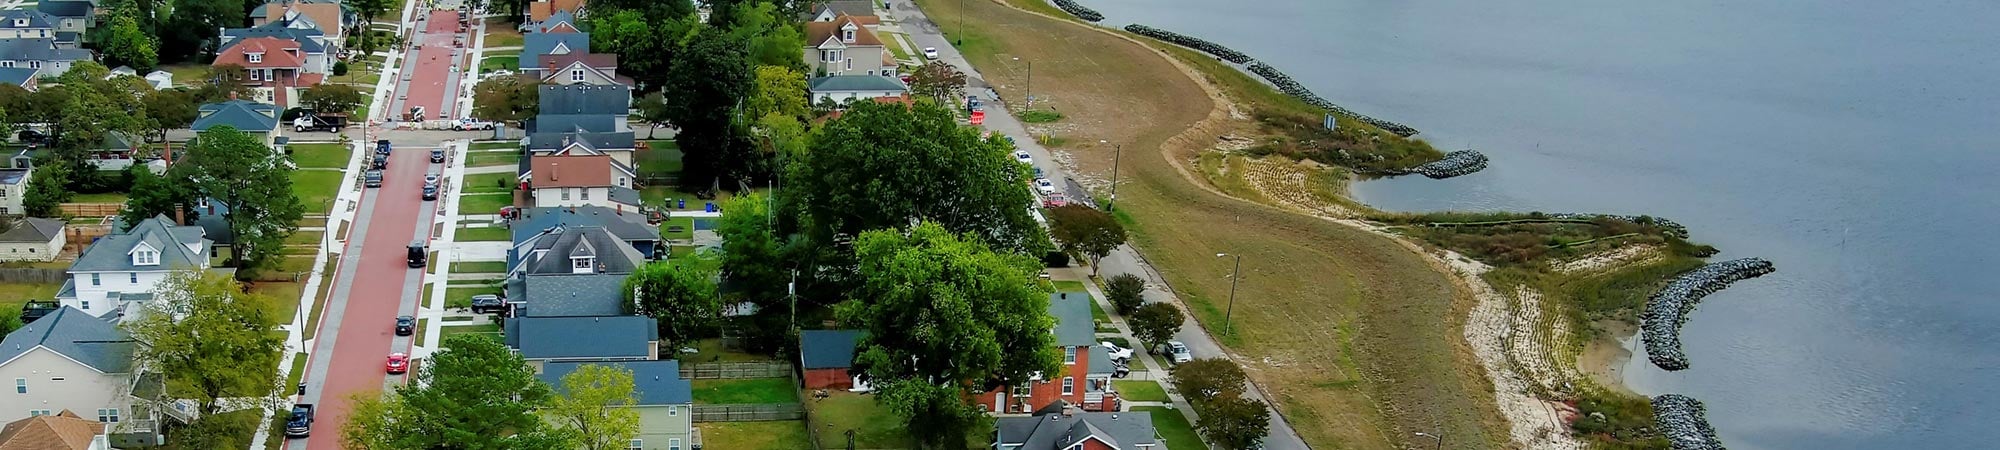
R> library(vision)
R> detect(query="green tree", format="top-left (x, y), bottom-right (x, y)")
top-left (166, 411), bottom-right (259, 450)
top-left (119, 163), bottom-right (199, 229)
top-left (1104, 273), bottom-right (1145, 316)
top-left (191, 64), bottom-right (254, 104)
top-left (471, 75), bottom-right (540, 125)
top-left (0, 307), bottom-right (21, 336)
top-left (344, 334), bottom-right (573, 449)
top-left (300, 83), bottom-right (367, 115)
top-left (175, 126), bottom-right (304, 276)
top-left (22, 162), bottom-right (71, 217)
top-left (746, 65), bottom-right (808, 121)
top-left (585, 8), bottom-right (696, 92)
top-left (633, 92), bottom-right (672, 139)
top-left (159, 0), bottom-right (243, 64)
top-left (340, 390), bottom-right (411, 450)
top-left (1197, 395), bottom-right (1273, 450)
top-left (722, 1), bottom-right (806, 69)
top-left (123, 271), bottom-right (284, 416)
top-left (622, 253), bottom-right (722, 352)
top-left (663, 26), bottom-right (756, 189)
top-left (1129, 302), bottom-right (1183, 353)
top-left (1046, 204), bottom-right (1125, 274)
top-left (907, 61), bottom-right (966, 101)
top-left (1170, 358), bottom-right (1248, 405)
top-left (142, 88), bottom-right (197, 142)
top-left (348, 0), bottom-right (395, 34)
top-left (99, 9), bottom-right (158, 71)
top-left (546, 364), bottom-right (642, 450)
top-left (875, 379), bottom-right (989, 450)
top-left (717, 192), bottom-right (787, 307)
top-left (791, 100), bottom-right (1048, 254)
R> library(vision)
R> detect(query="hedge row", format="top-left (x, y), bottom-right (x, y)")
top-left (1246, 62), bottom-right (1421, 137)
top-left (1052, 0), bottom-right (1103, 22)
top-left (1123, 24), bottom-right (1252, 63)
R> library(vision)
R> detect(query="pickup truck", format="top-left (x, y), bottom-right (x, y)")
top-left (284, 404), bottom-right (315, 437)
top-left (291, 113), bottom-right (347, 133)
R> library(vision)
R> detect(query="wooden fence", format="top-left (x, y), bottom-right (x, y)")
top-left (59, 203), bottom-right (123, 218)
top-left (691, 403), bottom-right (803, 423)
top-left (65, 224), bottom-right (112, 255)
top-left (0, 268), bottom-right (66, 284)
top-left (680, 361), bottom-right (792, 380)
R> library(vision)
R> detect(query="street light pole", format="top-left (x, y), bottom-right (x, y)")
top-left (1215, 253), bottom-right (1240, 336)
top-left (1415, 431), bottom-right (1444, 450)
top-left (957, 0), bottom-right (964, 45)
top-left (1101, 140), bottom-right (1121, 211)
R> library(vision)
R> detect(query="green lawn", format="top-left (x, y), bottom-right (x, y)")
top-left (249, 281), bottom-right (305, 326)
top-left (699, 421), bottom-right (814, 450)
top-left (450, 261), bottom-right (509, 274)
top-left (881, 31), bottom-right (913, 61)
top-left (457, 193), bottom-right (514, 215)
top-left (810, 392), bottom-right (911, 449)
top-left (1114, 380), bottom-right (1170, 403)
top-left (444, 281), bottom-right (505, 310)
top-left (686, 338), bottom-right (777, 363)
top-left (469, 141), bottom-right (520, 150)
top-left (479, 52), bottom-right (520, 74)
top-left (1133, 406), bottom-right (1204, 450)
top-left (484, 31), bottom-right (524, 48)
top-left (160, 63), bottom-right (209, 88)
top-left (289, 143), bottom-right (352, 169)
top-left (284, 230), bottom-right (325, 246)
top-left (285, 352), bottom-right (308, 394)
top-left (292, 170), bottom-right (347, 213)
top-left (439, 324), bottom-right (502, 341)
top-left (456, 226), bottom-right (511, 242)
top-left (463, 173), bottom-right (518, 193)
top-left (70, 192), bottom-right (128, 203)
top-left (636, 140), bottom-right (683, 177)
top-left (465, 150), bottom-right (521, 168)
top-left (691, 378), bottom-right (798, 404)
top-left (660, 216), bottom-right (695, 241)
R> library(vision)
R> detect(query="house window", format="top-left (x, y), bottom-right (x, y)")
top-left (135, 250), bottom-right (158, 265)
top-left (669, 405), bottom-right (678, 416)
top-left (27, 60), bottom-right (39, 69)
top-left (1011, 385), bottom-right (1030, 397)
top-left (571, 69), bottom-right (584, 82)
top-left (14, 378), bottom-right (24, 393)
top-left (627, 439), bottom-right (642, 450)
top-left (28, 410), bottom-right (49, 417)
top-left (91, 273), bottom-right (100, 286)
top-left (581, 189), bottom-right (590, 200)
top-left (0, 61), bottom-right (11, 68)
top-left (129, 273), bottom-right (138, 283)
top-left (572, 258), bottom-right (592, 271)
top-left (669, 438), bottom-right (682, 450)
top-left (845, 58), bottom-right (852, 70)
top-left (80, 300), bottom-right (89, 310)
top-left (11, 19), bottom-right (23, 27)
top-left (843, 30), bottom-right (854, 42)
top-left (248, 53), bottom-right (263, 63)
top-left (1064, 346), bottom-right (1076, 364)
top-left (249, 69), bottom-right (261, 81)
top-left (1061, 377), bottom-right (1075, 395)
top-left (98, 408), bottom-right (120, 423)
top-left (826, 50), bottom-right (842, 63)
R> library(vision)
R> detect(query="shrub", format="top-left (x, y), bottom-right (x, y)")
top-left (1105, 273), bottom-right (1145, 315)
top-left (1019, 109), bottom-right (1063, 123)
top-left (332, 61), bottom-right (349, 76)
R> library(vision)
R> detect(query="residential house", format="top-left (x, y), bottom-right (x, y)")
top-left (249, 0), bottom-right (348, 46)
top-left (808, 75), bottom-right (909, 104)
top-left (538, 361), bottom-right (698, 450)
top-left (800, 329), bottom-right (871, 392)
top-left (0, 410), bottom-right (112, 450)
top-left (503, 316), bottom-right (658, 368)
top-left (54, 215), bottom-right (211, 317)
top-left (0, 218), bottom-right (65, 262)
top-left (0, 38), bottom-right (90, 79)
top-left (531, 9), bottom-right (580, 34)
top-left (192, 99), bottom-right (283, 148)
top-left (525, 154), bottom-right (640, 210)
top-left (502, 224), bottom-right (649, 317)
top-left (0, 168), bottom-right (27, 215)
top-left (141, 70), bottom-right (171, 90)
top-left (509, 206), bottom-right (663, 259)
top-left (0, 307), bottom-right (169, 445)
top-left (800, 0), bottom-right (877, 22)
top-left (519, 32), bottom-right (591, 72)
top-left (0, 66), bottom-right (36, 90)
top-left (220, 22), bottom-right (334, 75)
top-left (803, 14), bottom-right (896, 76)
top-left (538, 84), bottom-right (630, 118)
top-left (524, 132), bottom-right (636, 167)
top-left (84, 131), bottom-right (143, 171)
top-left (213, 36), bottom-right (326, 107)
top-left (31, 1), bottom-right (89, 47)
top-left (0, 9), bottom-right (65, 47)
top-left (532, 52), bottom-right (631, 87)
top-left (528, 0), bottom-right (587, 25)
top-left (978, 293), bottom-right (1119, 414)
top-left (993, 411), bottom-right (1159, 450)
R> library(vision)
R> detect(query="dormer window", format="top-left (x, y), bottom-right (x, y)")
top-left (12, 19), bottom-right (25, 27)
top-left (248, 53), bottom-right (263, 63)
top-left (571, 68), bottom-right (584, 82)
top-left (843, 29), bottom-right (855, 42)
top-left (134, 249), bottom-right (158, 266)
top-left (571, 256), bottom-right (594, 274)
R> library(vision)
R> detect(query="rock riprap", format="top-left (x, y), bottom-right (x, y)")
top-left (1246, 62), bottom-right (1421, 137)
top-left (1123, 24), bottom-right (1252, 63)
top-left (1641, 258), bottom-right (1776, 371)
top-left (1052, 0), bottom-right (1103, 22)
top-left (1652, 394), bottom-right (1728, 450)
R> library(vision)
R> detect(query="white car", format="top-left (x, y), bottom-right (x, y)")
top-left (1014, 151), bottom-right (1033, 164)
top-left (1099, 342), bottom-right (1134, 362)
top-left (482, 69), bottom-right (514, 80)
top-left (456, 119), bottom-right (495, 130)
top-left (1167, 341), bottom-right (1194, 364)
top-left (922, 47), bottom-right (939, 59)
top-left (1034, 178), bottom-right (1056, 195)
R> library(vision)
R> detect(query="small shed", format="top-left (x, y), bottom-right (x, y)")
top-left (799, 329), bottom-right (869, 391)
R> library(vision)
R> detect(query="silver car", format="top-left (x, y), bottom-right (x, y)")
top-left (1167, 341), bottom-right (1194, 364)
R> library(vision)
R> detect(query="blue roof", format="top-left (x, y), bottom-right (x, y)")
top-left (538, 85), bottom-right (629, 115)
top-left (507, 315), bottom-right (657, 360)
top-left (0, 9), bottom-right (57, 29)
top-left (0, 307), bottom-right (134, 373)
top-left (193, 99), bottom-right (281, 132)
top-left (34, 1), bottom-right (92, 18)
top-left (511, 206), bottom-right (660, 244)
top-left (520, 33), bottom-right (591, 70)
top-left (1050, 292), bottom-right (1094, 347)
top-left (507, 273), bottom-right (630, 317)
top-left (0, 37), bottom-right (91, 62)
top-left (799, 330), bottom-right (863, 370)
top-left (0, 66), bottom-right (34, 87)
top-left (538, 360), bottom-right (692, 406)
top-left (71, 215), bottom-right (209, 273)
top-left (0, 168), bottom-right (27, 185)
top-left (527, 114), bottom-right (623, 134)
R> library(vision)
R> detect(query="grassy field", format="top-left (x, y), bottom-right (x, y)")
top-left (463, 173), bottom-right (517, 193)
top-left (686, 338), bottom-right (776, 363)
top-left (440, 323), bottom-right (501, 340)
top-left (457, 193), bottom-right (514, 214)
top-left (483, 24), bottom-right (524, 48)
top-left (1133, 406), bottom-right (1204, 450)
top-left (450, 261), bottom-right (509, 274)
top-left (455, 226), bottom-right (511, 242)
top-left (916, 0), bottom-right (1507, 448)
top-left (1114, 380), bottom-right (1170, 402)
top-left (470, 141), bottom-right (519, 150)
top-left (691, 378), bottom-right (799, 404)
top-left (290, 143), bottom-right (352, 169)
top-left (249, 281), bottom-right (305, 327)
top-left (159, 63), bottom-right (209, 88)
top-left (479, 51), bottom-right (520, 74)
top-left (70, 192), bottom-right (128, 203)
top-left (0, 283), bottom-right (61, 323)
top-left (292, 170), bottom-right (346, 213)
top-left (808, 392), bottom-right (910, 449)
top-left (465, 150), bottom-right (521, 167)
top-left (444, 280), bottom-right (504, 310)
top-left (699, 421), bottom-right (814, 450)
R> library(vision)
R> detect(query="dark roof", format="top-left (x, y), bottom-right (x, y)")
top-left (994, 412), bottom-right (1157, 450)
top-left (513, 273), bottom-right (629, 317)
top-left (801, 0), bottom-right (877, 20)
top-left (527, 114), bottom-right (623, 134)
top-left (0, 9), bottom-right (57, 29)
top-left (538, 84), bottom-right (629, 115)
top-left (808, 75), bottom-right (908, 93)
top-left (526, 131), bottom-right (634, 151)
top-left (0, 217), bottom-right (64, 243)
top-left (70, 215), bottom-right (208, 273)
top-left (0, 67), bottom-right (35, 87)
top-left (34, 1), bottom-right (92, 18)
top-left (539, 360), bottom-right (691, 405)
top-left (193, 100), bottom-right (281, 132)
top-left (512, 226), bottom-right (648, 275)
top-left (507, 316), bottom-right (657, 360)
top-left (520, 32), bottom-right (591, 70)
top-left (1087, 345), bottom-right (1113, 375)
top-left (1050, 292), bottom-right (1094, 347)
top-left (220, 23), bottom-right (327, 54)
top-left (0, 169), bottom-right (27, 185)
top-left (193, 200), bottom-right (234, 245)
top-left (799, 329), bottom-right (863, 370)
top-left (0, 38), bottom-right (91, 62)
top-left (0, 307), bottom-right (135, 373)
top-left (512, 206), bottom-right (661, 244)
top-left (609, 186), bottom-right (641, 207)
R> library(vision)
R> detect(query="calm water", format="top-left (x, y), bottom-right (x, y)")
top-left (1082, 0), bottom-right (2000, 448)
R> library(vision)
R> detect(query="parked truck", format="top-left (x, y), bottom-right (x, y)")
top-left (291, 112), bottom-right (348, 133)
top-left (284, 404), bottom-right (315, 438)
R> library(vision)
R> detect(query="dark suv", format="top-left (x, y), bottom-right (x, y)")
top-left (394, 315), bottom-right (415, 336)
top-left (470, 294), bottom-right (504, 315)
top-left (430, 148), bottom-right (445, 163)
top-left (421, 184), bottom-right (438, 201)
top-left (407, 242), bottom-right (427, 268)
top-left (376, 140), bottom-right (391, 155)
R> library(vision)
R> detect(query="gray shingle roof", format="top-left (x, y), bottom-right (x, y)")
top-left (512, 206), bottom-right (660, 244)
top-left (193, 100), bottom-right (281, 132)
top-left (800, 0), bottom-right (876, 20)
top-left (507, 315), bottom-right (657, 360)
top-left (799, 329), bottom-right (863, 370)
top-left (0, 217), bottom-right (64, 243)
top-left (609, 186), bottom-right (641, 207)
top-left (526, 131), bottom-right (634, 151)
top-left (0, 66), bottom-right (35, 86)
top-left (995, 411), bottom-right (1157, 450)
top-left (0, 37), bottom-right (91, 62)
top-left (539, 360), bottom-right (691, 405)
top-left (71, 215), bottom-right (208, 273)
top-left (537, 84), bottom-right (629, 115)
top-left (1087, 345), bottom-right (1113, 376)
top-left (0, 168), bottom-right (27, 185)
top-left (220, 23), bottom-right (327, 54)
top-left (513, 226), bottom-right (647, 275)
top-left (515, 273), bottom-right (629, 317)
top-left (0, 306), bottom-right (135, 373)
top-left (0, 9), bottom-right (57, 29)
top-left (520, 33), bottom-right (591, 70)
top-left (527, 114), bottom-right (624, 134)
top-left (1050, 292), bottom-right (1094, 347)
top-left (34, 1), bottom-right (92, 18)
top-left (808, 75), bottom-right (908, 93)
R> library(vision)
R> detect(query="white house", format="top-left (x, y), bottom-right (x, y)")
top-left (0, 167), bottom-right (28, 215)
top-left (808, 75), bottom-right (909, 104)
top-left (526, 154), bottom-right (640, 210)
top-left (0, 307), bottom-right (166, 443)
top-left (55, 215), bottom-right (211, 317)
top-left (0, 217), bottom-right (65, 262)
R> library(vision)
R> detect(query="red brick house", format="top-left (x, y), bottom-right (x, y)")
top-left (799, 329), bottom-right (869, 391)
top-left (978, 292), bottom-right (1119, 414)
top-left (213, 36), bottom-right (324, 89)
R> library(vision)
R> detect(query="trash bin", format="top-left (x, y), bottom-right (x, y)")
top-left (677, 199), bottom-right (686, 209)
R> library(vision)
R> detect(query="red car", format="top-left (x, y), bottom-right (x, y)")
top-left (386, 353), bottom-right (409, 374)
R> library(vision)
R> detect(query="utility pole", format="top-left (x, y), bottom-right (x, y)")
top-left (957, 0), bottom-right (964, 45)
top-left (1216, 253), bottom-right (1241, 336)
top-left (1101, 140), bottom-right (1121, 211)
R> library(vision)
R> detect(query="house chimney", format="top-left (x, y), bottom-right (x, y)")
top-left (228, 91), bottom-right (238, 100)
top-left (550, 162), bottom-right (559, 180)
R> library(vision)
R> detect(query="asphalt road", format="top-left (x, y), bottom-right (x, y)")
top-left (892, 3), bottom-right (1313, 449)
top-left (392, 8), bottom-right (468, 122)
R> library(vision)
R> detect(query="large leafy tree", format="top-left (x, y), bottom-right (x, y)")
top-left (174, 126), bottom-right (304, 276)
top-left (1198, 395), bottom-right (1273, 450)
top-left (746, 65), bottom-right (808, 122)
top-left (546, 364), bottom-right (643, 450)
top-left (1170, 358), bottom-right (1249, 405)
top-left (907, 61), bottom-right (967, 101)
top-left (471, 75), bottom-right (539, 125)
top-left (1046, 204), bottom-right (1125, 274)
top-left (716, 192), bottom-right (788, 307)
top-left (721, 1), bottom-right (806, 70)
top-left (839, 222), bottom-right (1059, 447)
top-left (142, 88), bottom-right (198, 142)
top-left (159, 0), bottom-right (244, 63)
top-left (123, 271), bottom-right (285, 416)
top-left (1104, 273), bottom-right (1145, 315)
top-left (191, 64), bottom-right (254, 104)
top-left (348, 0), bottom-right (396, 35)
top-left (300, 83), bottom-right (367, 115)
top-left (875, 379), bottom-right (989, 450)
top-left (119, 163), bottom-right (200, 229)
top-left (343, 334), bottom-right (575, 449)
top-left (790, 100), bottom-right (1048, 254)
top-left (1129, 302), bottom-right (1183, 353)
top-left (98, 8), bottom-right (158, 71)
top-left (622, 253), bottom-right (723, 352)
top-left (585, 8), bottom-right (695, 93)
top-left (663, 26), bottom-right (757, 190)
top-left (20, 163), bottom-right (70, 217)
top-left (634, 92), bottom-right (672, 138)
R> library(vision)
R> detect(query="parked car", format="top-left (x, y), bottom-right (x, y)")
top-left (1014, 151), bottom-right (1033, 164)
top-left (284, 404), bottom-right (315, 438)
top-left (364, 170), bottom-right (384, 188)
top-left (1167, 341), bottom-right (1193, 364)
top-left (371, 154), bottom-right (388, 170)
top-left (1035, 178), bottom-right (1056, 195)
top-left (922, 47), bottom-right (939, 59)
top-left (395, 315), bottom-right (415, 336)
top-left (407, 242), bottom-right (427, 268)
top-left (424, 173), bottom-right (440, 186)
top-left (455, 119), bottom-right (495, 130)
top-left (470, 294), bottom-right (504, 314)
top-left (385, 353), bottom-right (409, 374)
top-left (421, 185), bottom-right (438, 201)
top-left (15, 129), bottom-right (48, 146)
top-left (430, 148), bottom-right (445, 163)
top-left (376, 139), bottom-right (392, 155)
top-left (1099, 341), bottom-right (1134, 362)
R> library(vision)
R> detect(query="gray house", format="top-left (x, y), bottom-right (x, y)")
top-left (502, 272), bottom-right (629, 318)
top-left (0, 9), bottom-right (63, 46)
top-left (519, 32), bottom-right (591, 72)
top-left (501, 223), bottom-right (651, 317)
top-left (0, 217), bottom-right (65, 262)
top-left (504, 315), bottom-right (659, 366)
top-left (511, 206), bottom-right (663, 259)
top-left (30, 1), bottom-right (90, 46)
top-left (55, 215), bottom-right (212, 318)
top-left (0, 306), bottom-right (171, 446)
top-left (994, 411), bottom-right (1159, 450)
top-left (0, 37), bottom-right (90, 80)
top-left (538, 361), bottom-right (698, 450)
top-left (808, 75), bottom-right (909, 104)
